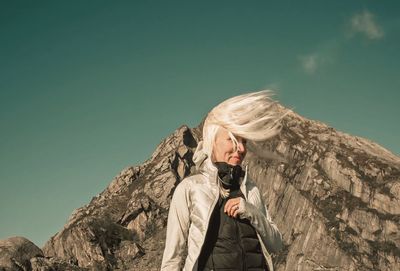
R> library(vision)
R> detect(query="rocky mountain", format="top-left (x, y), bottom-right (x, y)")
top-left (1, 109), bottom-right (399, 271)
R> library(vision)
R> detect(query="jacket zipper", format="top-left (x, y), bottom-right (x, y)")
top-left (193, 186), bottom-right (219, 269)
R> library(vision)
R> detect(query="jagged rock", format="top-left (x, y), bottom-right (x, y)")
top-left (0, 236), bottom-right (43, 270)
top-left (0, 237), bottom-right (84, 271)
top-left (43, 216), bottom-right (140, 270)
top-left (40, 125), bottom-right (198, 270)
top-left (30, 256), bottom-right (85, 271)
top-left (2, 109), bottom-right (399, 270)
top-left (247, 112), bottom-right (400, 271)
top-left (113, 241), bottom-right (144, 269)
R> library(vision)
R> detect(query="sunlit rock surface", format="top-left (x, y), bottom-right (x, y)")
top-left (0, 237), bottom-right (43, 270)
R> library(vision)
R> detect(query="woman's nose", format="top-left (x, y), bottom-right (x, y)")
top-left (237, 142), bottom-right (245, 153)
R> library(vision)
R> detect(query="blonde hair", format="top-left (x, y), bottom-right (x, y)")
top-left (202, 90), bottom-right (286, 158)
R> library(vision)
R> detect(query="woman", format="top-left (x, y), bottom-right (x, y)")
top-left (161, 91), bottom-right (284, 271)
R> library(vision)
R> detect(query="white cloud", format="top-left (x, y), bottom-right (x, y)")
top-left (299, 54), bottom-right (321, 75)
top-left (299, 40), bottom-right (338, 75)
top-left (350, 10), bottom-right (384, 40)
top-left (298, 10), bottom-right (383, 76)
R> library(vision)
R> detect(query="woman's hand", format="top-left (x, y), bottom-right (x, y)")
top-left (224, 197), bottom-right (242, 218)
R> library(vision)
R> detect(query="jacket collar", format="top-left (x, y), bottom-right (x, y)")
top-left (202, 157), bottom-right (249, 198)
top-left (202, 157), bottom-right (219, 185)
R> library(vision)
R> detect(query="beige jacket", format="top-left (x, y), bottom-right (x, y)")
top-left (161, 142), bottom-right (283, 271)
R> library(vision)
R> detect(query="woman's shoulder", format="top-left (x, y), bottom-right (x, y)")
top-left (172, 172), bottom-right (212, 201)
top-left (171, 174), bottom-right (203, 199)
top-left (177, 172), bottom-right (208, 188)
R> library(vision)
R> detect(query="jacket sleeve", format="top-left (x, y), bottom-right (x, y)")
top-left (238, 187), bottom-right (283, 254)
top-left (161, 181), bottom-right (191, 270)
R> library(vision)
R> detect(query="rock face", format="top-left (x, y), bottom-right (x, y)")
top-left (41, 125), bottom-right (200, 271)
top-left (0, 236), bottom-right (82, 271)
top-left (0, 237), bottom-right (43, 270)
top-left (1, 110), bottom-right (399, 271)
top-left (249, 114), bottom-right (400, 271)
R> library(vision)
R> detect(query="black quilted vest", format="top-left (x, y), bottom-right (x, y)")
top-left (198, 187), bottom-right (268, 271)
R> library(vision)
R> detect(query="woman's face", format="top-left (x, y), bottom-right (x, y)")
top-left (212, 127), bottom-right (247, 166)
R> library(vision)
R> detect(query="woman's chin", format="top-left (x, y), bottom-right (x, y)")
top-left (228, 158), bottom-right (242, 166)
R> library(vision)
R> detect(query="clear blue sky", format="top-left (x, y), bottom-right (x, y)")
top-left (1, 1), bottom-right (399, 247)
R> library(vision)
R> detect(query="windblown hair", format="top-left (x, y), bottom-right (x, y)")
top-left (202, 90), bottom-right (285, 159)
